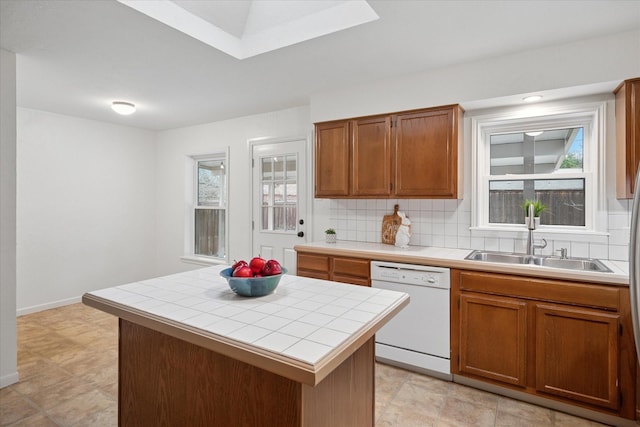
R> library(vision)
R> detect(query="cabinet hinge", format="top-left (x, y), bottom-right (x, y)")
top-left (252, 220), bottom-right (254, 230)
top-left (619, 323), bottom-right (623, 336)
top-left (619, 391), bottom-right (623, 406)
top-left (457, 298), bottom-right (460, 309)
top-left (252, 158), bottom-right (255, 168)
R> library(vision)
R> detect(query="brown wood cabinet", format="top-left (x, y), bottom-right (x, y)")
top-left (394, 108), bottom-right (461, 197)
top-left (459, 293), bottom-right (527, 387)
top-left (534, 303), bottom-right (620, 410)
top-left (297, 251), bottom-right (370, 286)
top-left (314, 105), bottom-right (463, 199)
top-left (451, 269), bottom-right (637, 420)
top-left (315, 121), bottom-right (350, 197)
top-left (615, 77), bottom-right (640, 199)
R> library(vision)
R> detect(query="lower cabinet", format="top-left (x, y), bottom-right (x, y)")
top-left (296, 251), bottom-right (370, 286)
top-left (534, 303), bottom-right (620, 410)
top-left (459, 294), bottom-right (527, 387)
top-left (451, 269), bottom-right (636, 420)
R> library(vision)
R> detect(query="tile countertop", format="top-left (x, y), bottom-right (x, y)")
top-left (294, 241), bottom-right (629, 287)
top-left (82, 265), bottom-right (409, 386)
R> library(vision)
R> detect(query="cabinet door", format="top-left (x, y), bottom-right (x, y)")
top-left (459, 293), bottom-right (527, 386)
top-left (315, 121), bottom-right (350, 197)
top-left (351, 116), bottom-right (392, 196)
top-left (615, 78), bottom-right (640, 198)
top-left (535, 303), bottom-right (620, 410)
top-left (393, 107), bottom-right (459, 198)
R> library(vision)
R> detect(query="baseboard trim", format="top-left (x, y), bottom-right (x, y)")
top-left (0, 371), bottom-right (19, 388)
top-left (17, 296), bottom-right (81, 316)
top-left (453, 375), bottom-right (637, 427)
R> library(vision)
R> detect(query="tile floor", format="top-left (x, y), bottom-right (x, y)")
top-left (0, 303), bottom-right (611, 426)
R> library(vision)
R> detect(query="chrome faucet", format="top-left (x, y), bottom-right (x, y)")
top-left (526, 203), bottom-right (547, 255)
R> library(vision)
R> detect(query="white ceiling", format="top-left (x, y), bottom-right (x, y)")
top-left (1, 0), bottom-right (639, 131)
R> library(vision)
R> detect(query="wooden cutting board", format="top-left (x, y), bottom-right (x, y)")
top-left (381, 204), bottom-right (402, 245)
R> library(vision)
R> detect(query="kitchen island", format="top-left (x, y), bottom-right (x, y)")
top-left (82, 265), bottom-right (409, 427)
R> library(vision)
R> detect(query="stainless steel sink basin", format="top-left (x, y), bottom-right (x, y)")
top-left (465, 250), bottom-right (612, 273)
top-left (529, 256), bottom-right (612, 272)
top-left (465, 251), bottom-right (531, 264)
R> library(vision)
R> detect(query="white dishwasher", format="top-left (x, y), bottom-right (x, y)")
top-left (371, 261), bottom-right (451, 380)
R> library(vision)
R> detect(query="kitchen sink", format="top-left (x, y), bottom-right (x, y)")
top-left (465, 251), bottom-right (531, 264)
top-left (465, 250), bottom-right (613, 273)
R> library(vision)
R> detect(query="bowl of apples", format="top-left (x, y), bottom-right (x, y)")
top-left (220, 256), bottom-right (287, 297)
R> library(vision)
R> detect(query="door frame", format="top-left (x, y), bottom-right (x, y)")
top-left (248, 135), bottom-right (313, 261)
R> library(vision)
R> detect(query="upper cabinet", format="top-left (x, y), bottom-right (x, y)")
top-left (615, 77), bottom-right (640, 199)
top-left (314, 104), bottom-right (463, 199)
top-left (314, 120), bottom-right (350, 197)
top-left (352, 115), bottom-right (392, 197)
top-left (394, 107), bottom-right (461, 197)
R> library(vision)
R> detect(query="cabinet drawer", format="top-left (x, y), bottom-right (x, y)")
top-left (333, 274), bottom-right (370, 287)
top-left (297, 253), bottom-right (330, 272)
top-left (457, 270), bottom-right (620, 310)
top-left (297, 269), bottom-right (330, 281)
top-left (332, 257), bottom-right (370, 278)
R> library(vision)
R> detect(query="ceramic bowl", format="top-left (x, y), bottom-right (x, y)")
top-left (219, 267), bottom-right (287, 297)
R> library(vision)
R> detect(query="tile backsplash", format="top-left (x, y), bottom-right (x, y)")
top-left (328, 198), bottom-right (631, 262)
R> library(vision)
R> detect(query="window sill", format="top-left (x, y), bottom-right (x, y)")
top-left (469, 226), bottom-right (609, 243)
top-left (180, 255), bottom-right (227, 267)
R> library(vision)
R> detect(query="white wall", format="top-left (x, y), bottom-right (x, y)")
top-left (310, 30), bottom-right (640, 122)
top-left (154, 106), bottom-right (311, 276)
top-left (1, 49), bottom-right (18, 387)
top-left (16, 108), bottom-right (157, 313)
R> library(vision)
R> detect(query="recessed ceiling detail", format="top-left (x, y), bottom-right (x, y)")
top-left (116, 0), bottom-right (379, 59)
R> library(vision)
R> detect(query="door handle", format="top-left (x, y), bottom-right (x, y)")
top-left (297, 231), bottom-right (304, 237)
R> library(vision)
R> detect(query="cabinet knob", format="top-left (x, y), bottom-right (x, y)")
top-left (297, 231), bottom-right (304, 237)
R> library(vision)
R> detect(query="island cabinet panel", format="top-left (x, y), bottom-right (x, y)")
top-left (297, 251), bottom-right (370, 286)
top-left (451, 269), bottom-right (637, 420)
top-left (459, 294), bottom-right (527, 387)
top-left (314, 104), bottom-right (462, 199)
top-left (534, 304), bottom-right (620, 410)
top-left (119, 320), bottom-right (375, 427)
top-left (615, 77), bottom-right (640, 199)
top-left (393, 108), bottom-right (459, 198)
top-left (351, 116), bottom-right (392, 196)
top-left (315, 120), bottom-right (350, 197)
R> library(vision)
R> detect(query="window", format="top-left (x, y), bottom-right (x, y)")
top-left (191, 153), bottom-right (227, 260)
top-left (472, 102), bottom-right (605, 232)
top-left (260, 155), bottom-right (297, 232)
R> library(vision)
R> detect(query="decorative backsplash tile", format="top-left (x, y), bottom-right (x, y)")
top-left (328, 198), bottom-right (632, 262)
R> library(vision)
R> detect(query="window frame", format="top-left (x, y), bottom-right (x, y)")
top-left (182, 149), bottom-right (229, 265)
top-left (471, 101), bottom-right (606, 234)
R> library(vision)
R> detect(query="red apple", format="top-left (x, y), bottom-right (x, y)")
top-left (231, 259), bottom-right (248, 271)
top-left (233, 265), bottom-right (253, 277)
top-left (249, 256), bottom-right (266, 274)
top-left (261, 259), bottom-right (282, 276)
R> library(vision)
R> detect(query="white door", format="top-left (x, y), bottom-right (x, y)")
top-left (252, 139), bottom-right (307, 274)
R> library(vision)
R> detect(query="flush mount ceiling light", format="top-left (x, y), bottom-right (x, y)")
top-left (523, 95), bottom-right (543, 103)
top-left (117, 0), bottom-right (379, 59)
top-left (111, 101), bottom-right (136, 115)
top-left (525, 131), bottom-right (544, 137)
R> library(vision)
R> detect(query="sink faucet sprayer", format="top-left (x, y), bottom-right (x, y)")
top-left (526, 203), bottom-right (547, 255)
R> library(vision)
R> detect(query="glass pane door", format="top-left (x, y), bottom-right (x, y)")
top-left (261, 154), bottom-right (297, 232)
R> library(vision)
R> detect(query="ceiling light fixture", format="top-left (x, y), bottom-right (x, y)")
top-left (111, 101), bottom-right (136, 115)
top-left (525, 131), bottom-right (544, 137)
top-left (523, 95), bottom-right (543, 103)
